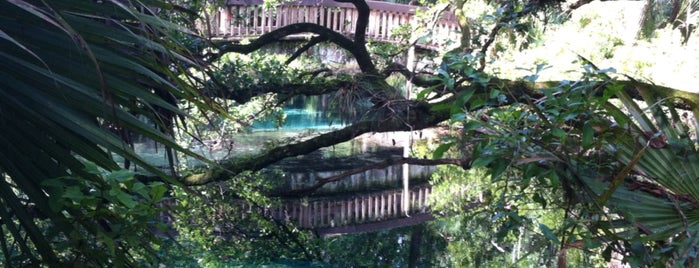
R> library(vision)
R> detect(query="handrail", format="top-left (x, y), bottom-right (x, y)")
top-left (207, 0), bottom-right (459, 47)
top-left (227, 0), bottom-right (420, 13)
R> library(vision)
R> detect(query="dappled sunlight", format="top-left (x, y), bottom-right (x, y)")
top-left (491, 1), bottom-right (699, 93)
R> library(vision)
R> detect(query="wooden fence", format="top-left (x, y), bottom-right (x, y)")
top-left (205, 0), bottom-right (458, 46)
top-left (244, 184), bottom-right (432, 229)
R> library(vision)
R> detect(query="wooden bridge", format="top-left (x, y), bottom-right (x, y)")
top-left (206, 0), bottom-right (459, 47)
top-left (244, 184), bottom-right (433, 236)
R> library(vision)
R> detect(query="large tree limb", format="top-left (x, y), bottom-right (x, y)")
top-left (214, 23), bottom-right (354, 56)
top-left (211, 23), bottom-right (378, 73)
top-left (333, 0), bottom-right (378, 75)
top-left (180, 77), bottom-right (699, 186)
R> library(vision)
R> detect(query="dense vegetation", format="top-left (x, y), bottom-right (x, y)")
top-left (1, 0), bottom-right (699, 266)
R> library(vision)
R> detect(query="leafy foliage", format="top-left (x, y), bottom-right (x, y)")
top-left (0, 0), bottom-right (214, 265)
top-left (428, 45), bottom-right (699, 265)
top-left (159, 171), bottom-right (318, 266)
top-left (40, 165), bottom-right (170, 266)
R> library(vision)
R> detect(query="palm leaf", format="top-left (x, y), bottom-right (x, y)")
top-left (0, 0), bottom-right (214, 265)
top-left (589, 83), bottom-right (699, 264)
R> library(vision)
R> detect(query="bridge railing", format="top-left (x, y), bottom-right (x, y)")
top-left (252, 184), bottom-right (432, 229)
top-left (206, 0), bottom-right (458, 47)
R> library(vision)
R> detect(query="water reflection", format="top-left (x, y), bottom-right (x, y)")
top-left (126, 105), bottom-right (440, 193)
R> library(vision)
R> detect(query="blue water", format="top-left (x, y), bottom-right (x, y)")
top-left (251, 108), bottom-right (345, 130)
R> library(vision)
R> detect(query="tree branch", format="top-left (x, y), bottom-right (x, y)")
top-left (564, 0), bottom-right (595, 15)
top-left (211, 20), bottom-right (378, 73)
top-left (382, 62), bottom-right (441, 87)
top-left (286, 35), bottom-right (329, 65)
top-left (335, 0), bottom-right (370, 45)
top-left (211, 23), bottom-right (354, 57)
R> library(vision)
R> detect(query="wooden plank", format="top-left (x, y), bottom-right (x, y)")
top-left (300, 203), bottom-right (305, 227)
top-left (256, 6), bottom-right (261, 32)
top-left (320, 201), bottom-right (325, 226)
top-left (387, 12), bottom-right (394, 40)
top-left (265, 7), bottom-right (273, 33)
top-left (294, 5), bottom-right (302, 24)
top-left (354, 197), bottom-right (360, 224)
top-left (339, 200), bottom-right (345, 226)
top-left (339, 8), bottom-right (347, 33)
top-left (232, 6), bottom-right (239, 36)
top-left (382, 11), bottom-right (389, 39)
top-left (290, 5), bottom-right (297, 24)
top-left (380, 194), bottom-right (386, 219)
top-left (334, 9), bottom-right (341, 32)
top-left (367, 12), bottom-right (375, 37)
top-left (218, 7), bottom-right (228, 36)
top-left (242, 6), bottom-right (250, 35)
top-left (390, 192), bottom-right (396, 217)
top-left (310, 6), bottom-right (318, 25)
top-left (350, 9), bottom-right (358, 34)
top-left (364, 196), bottom-right (369, 221)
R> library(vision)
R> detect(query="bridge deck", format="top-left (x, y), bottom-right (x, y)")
top-left (241, 184), bottom-right (433, 231)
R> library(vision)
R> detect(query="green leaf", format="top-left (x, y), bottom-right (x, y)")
top-left (602, 83), bottom-right (623, 103)
top-left (552, 128), bottom-right (566, 139)
top-left (430, 103), bottom-right (452, 112)
top-left (539, 223), bottom-right (560, 244)
top-left (489, 89), bottom-right (501, 99)
top-left (99, 232), bottom-right (116, 256)
top-left (417, 87), bottom-right (434, 100)
top-left (433, 142), bottom-right (453, 159)
top-left (131, 182), bottom-right (149, 199)
top-left (451, 112), bottom-right (466, 121)
top-left (150, 182), bottom-right (168, 202)
top-left (456, 89), bottom-right (475, 107)
top-left (548, 171), bottom-right (560, 188)
top-left (463, 120), bottom-right (482, 131)
top-left (63, 186), bottom-right (85, 202)
top-left (584, 238), bottom-right (602, 249)
top-left (490, 159), bottom-right (510, 179)
top-left (469, 98), bottom-right (486, 110)
top-left (107, 170), bottom-right (134, 183)
top-left (472, 155), bottom-right (496, 168)
top-left (116, 192), bottom-right (137, 209)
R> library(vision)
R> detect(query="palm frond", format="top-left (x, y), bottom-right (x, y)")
top-left (589, 82), bottom-right (699, 264)
top-left (0, 0), bottom-right (213, 265)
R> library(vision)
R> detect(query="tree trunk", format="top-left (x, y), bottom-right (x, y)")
top-left (408, 224), bottom-right (424, 268)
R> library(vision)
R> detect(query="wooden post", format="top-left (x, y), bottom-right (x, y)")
top-left (355, 197), bottom-right (360, 223)
top-left (373, 195), bottom-right (379, 220)
top-left (219, 7), bottom-right (230, 36)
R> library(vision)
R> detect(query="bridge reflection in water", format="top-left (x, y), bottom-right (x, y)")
top-left (245, 184), bottom-right (433, 236)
